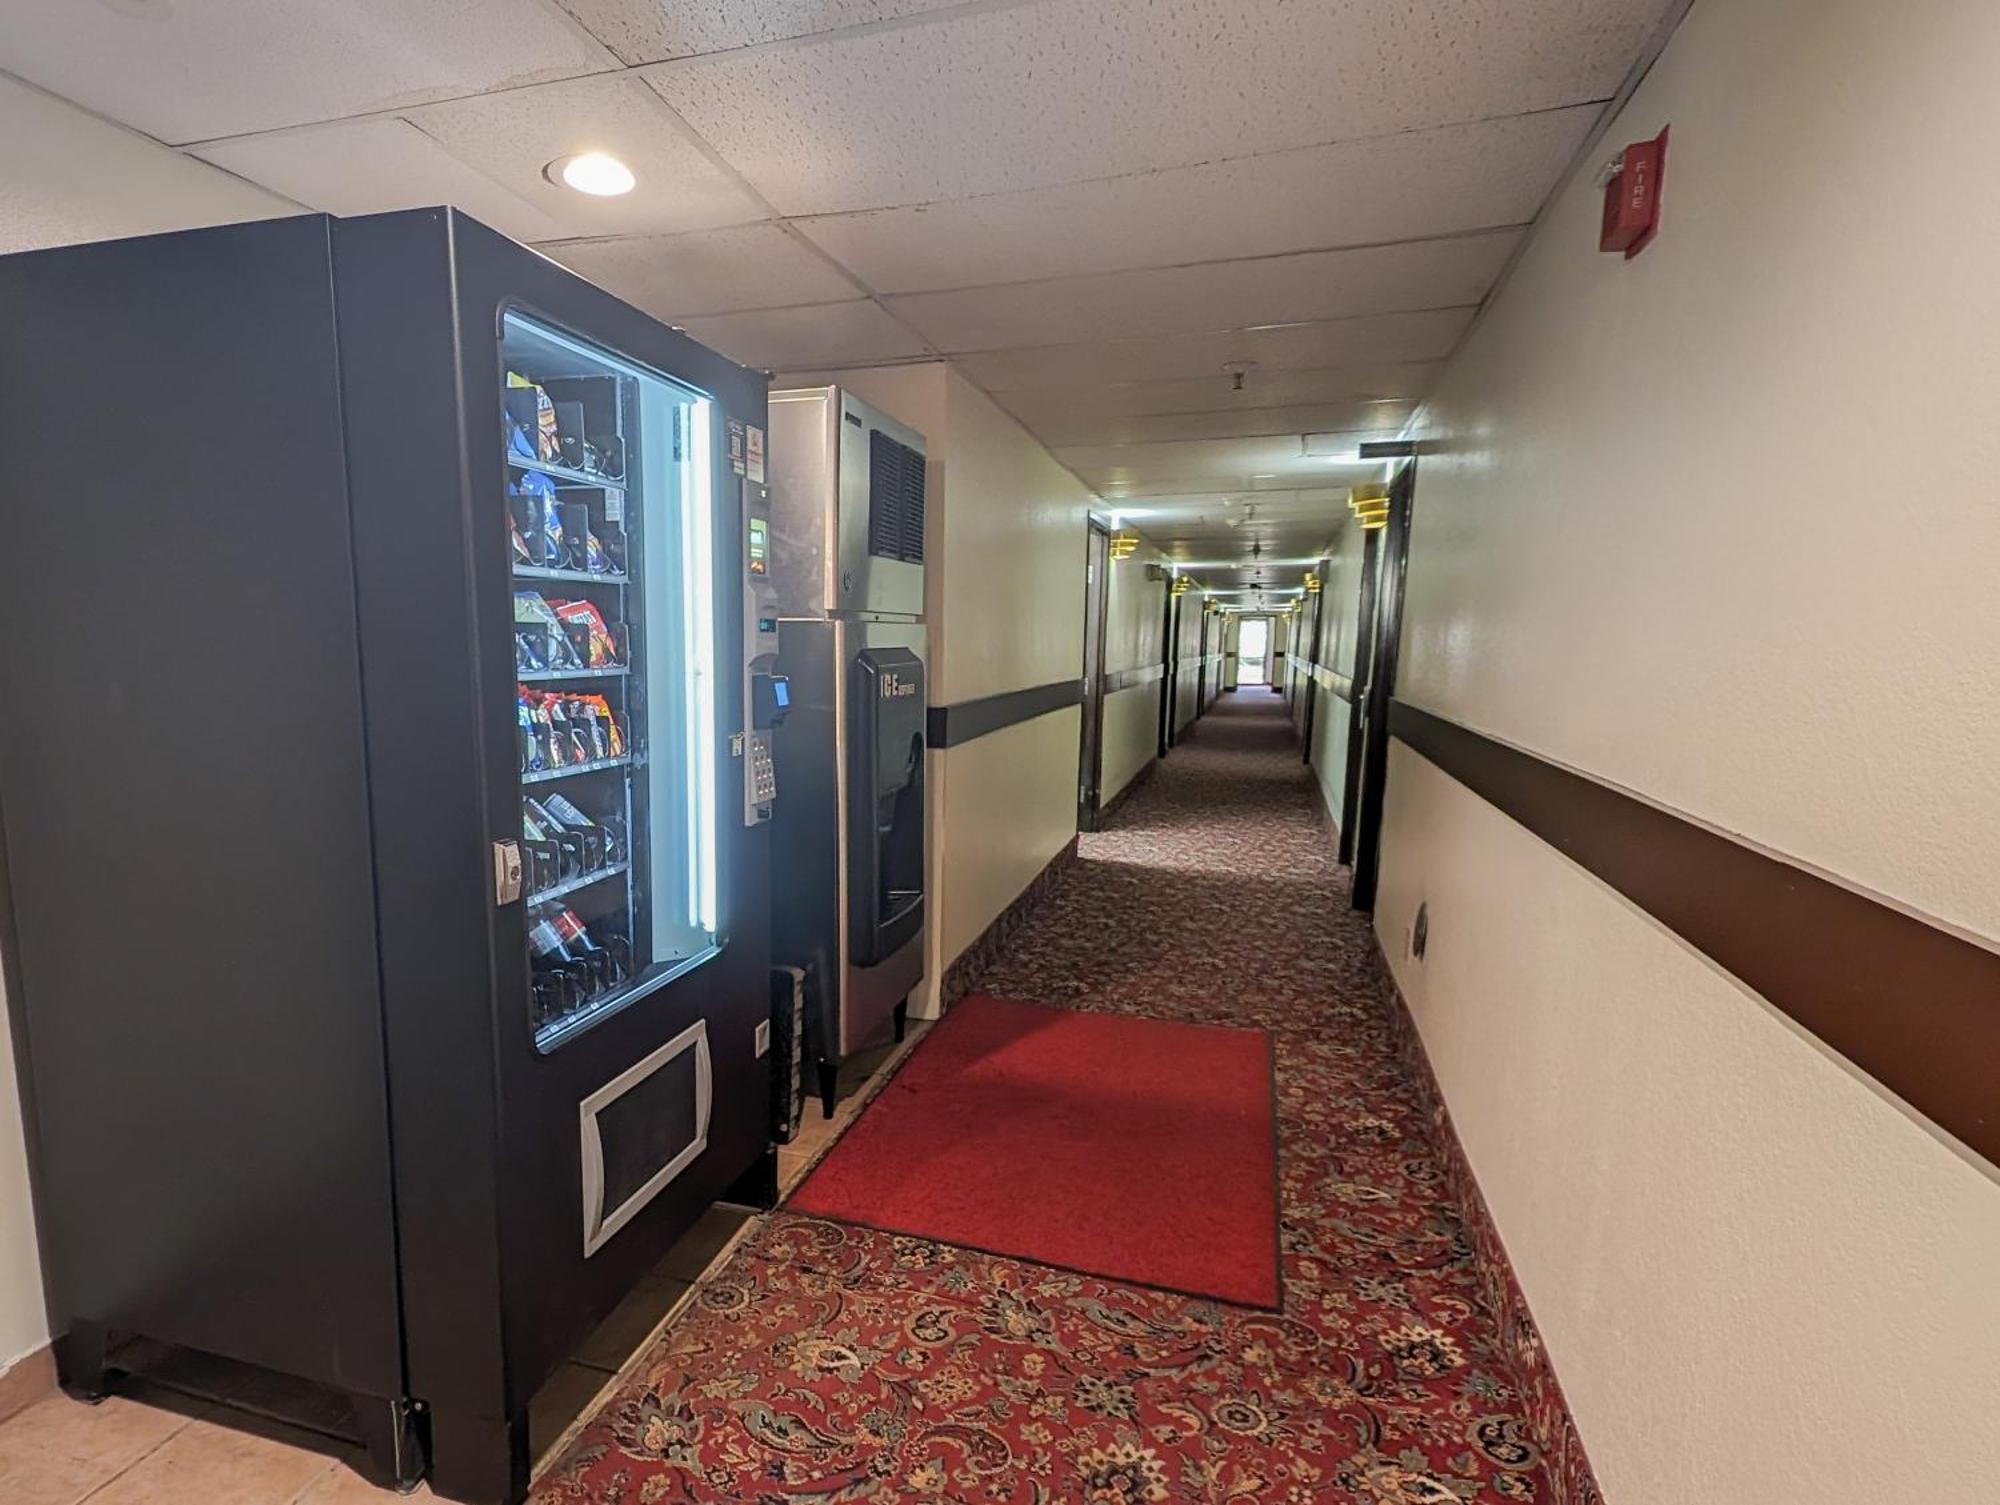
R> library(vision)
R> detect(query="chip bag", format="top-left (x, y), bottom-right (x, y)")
top-left (553, 599), bottom-right (620, 668)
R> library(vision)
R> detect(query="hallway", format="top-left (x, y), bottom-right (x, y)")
top-left (535, 692), bottom-right (1546, 1505)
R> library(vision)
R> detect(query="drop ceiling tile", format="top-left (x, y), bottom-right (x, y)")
top-left (195, 118), bottom-right (573, 243)
top-left (885, 231), bottom-right (1518, 352)
top-left (676, 299), bottom-right (927, 370)
top-left (992, 365), bottom-right (1444, 421)
top-left (1062, 435), bottom-right (1387, 487)
top-left (406, 74), bottom-right (763, 236)
top-left (1020, 403), bottom-right (1420, 448)
top-left (544, 224), bottom-right (862, 318)
top-left (0, 76), bottom-right (292, 255)
top-left (647, 0), bottom-right (1664, 213)
top-left (552, 0), bottom-right (967, 65)
top-left (795, 108), bottom-right (1597, 292)
top-left (956, 308), bottom-right (1473, 391)
top-left (0, 0), bottom-right (614, 145)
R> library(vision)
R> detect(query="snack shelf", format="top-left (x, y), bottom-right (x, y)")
top-left (514, 565), bottom-right (629, 586)
top-left (507, 453), bottom-right (624, 491)
top-left (522, 754), bottom-right (632, 785)
top-left (528, 862), bottom-right (629, 909)
top-left (518, 665), bottom-right (630, 682)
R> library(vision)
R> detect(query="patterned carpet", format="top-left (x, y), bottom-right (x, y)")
top-left (533, 691), bottom-right (1551, 1505)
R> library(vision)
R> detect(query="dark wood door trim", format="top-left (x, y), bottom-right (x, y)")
top-left (1338, 526), bottom-right (1382, 865)
top-left (1352, 477), bottom-right (1411, 885)
top-left (1388, 699), bottom-right (2000, 1170)
top-left (1078, 522), bottom-right (1111, 828)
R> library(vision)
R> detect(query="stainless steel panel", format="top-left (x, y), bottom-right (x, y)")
top-left (836, 391), bottom-right (926, 620)
top-left (767, 385), bottom-right (927, 622)
top-left (841, 618), bottom-right (925, 1052)
top-left (769, 616), bottom-right (927, 1061)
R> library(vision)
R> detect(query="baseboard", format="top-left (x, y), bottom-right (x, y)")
top-left (1097, 757), bottom-right (1156, 824)
top-left (1377, 960), bottom-right (1605, 1505)
top-left (938, 836), bottom-right (1080, 1009)
top-left (1315, 782), bottom-right (1341, 854)
top-left (0, 1341), bottom-right (56, 1424)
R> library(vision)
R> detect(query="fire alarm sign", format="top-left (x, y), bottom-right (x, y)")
top-left (1601, 126), bottom-right (1669, 259)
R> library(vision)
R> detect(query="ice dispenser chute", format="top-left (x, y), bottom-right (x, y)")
top-left (851, 646), bottom-right (926, 965)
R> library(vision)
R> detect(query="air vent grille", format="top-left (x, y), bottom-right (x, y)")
top-left (867, 431), bottom-right (926, 564)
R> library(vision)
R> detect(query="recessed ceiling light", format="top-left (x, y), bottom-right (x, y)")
top-left (548, 152), bottom-right (637, 197)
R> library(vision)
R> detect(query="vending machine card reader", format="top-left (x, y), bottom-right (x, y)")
top-left (743, 481), bottom-right (786, 825)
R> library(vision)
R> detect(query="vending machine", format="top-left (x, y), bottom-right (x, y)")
top-left (0, 210), bottom-right (776, 1503)
top-left (765, 388), bottom-right (929, 1117)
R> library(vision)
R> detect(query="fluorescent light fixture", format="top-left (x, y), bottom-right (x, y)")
top-left (684, 398), bottom-right (719, 935)
top-left (550, 152), bottom-right (637, 196)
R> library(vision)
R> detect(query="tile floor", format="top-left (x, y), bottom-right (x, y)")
top-left (0, 1023), bottom-right (925, 1505)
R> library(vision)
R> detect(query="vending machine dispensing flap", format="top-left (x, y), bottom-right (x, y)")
top-left (850, 647), bottom-right (926, 967)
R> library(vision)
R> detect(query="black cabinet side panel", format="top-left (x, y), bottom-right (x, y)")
top-left (0, 218), bottom-right (402, 1395)
top-left (330, 211), bottom-right (509, 1419)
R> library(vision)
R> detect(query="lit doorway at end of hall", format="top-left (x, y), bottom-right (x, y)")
top-left (1237, 616), bottom-right (1270, 686)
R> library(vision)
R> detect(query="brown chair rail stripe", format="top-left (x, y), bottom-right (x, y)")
top-left (1103, 663), bottom-right (1167, 693)
top-left (1389, 700), bottom-right (2000, 1168)
top-left (927, 678), bottom-right (1084, 748)
top-left (1293, 659), bottom-right (1354, 701)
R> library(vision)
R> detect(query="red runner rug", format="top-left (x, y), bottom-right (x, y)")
top-left (790, 992), bottom-right (1280, 1307)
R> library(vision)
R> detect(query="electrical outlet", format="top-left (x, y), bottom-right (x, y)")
top-left (754, 1020), bottom-right (771, 1057)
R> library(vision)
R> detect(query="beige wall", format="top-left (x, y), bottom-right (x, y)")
top-left (1099, 540), bottom-right (1169, 802)
top-left (1305, 524), bottom-right (1368, 834)
top-left (1378, 0), bottom-right (2000, 1499)
top-left (0, 75), bottom-right (294, 1378)
top-left (799, 363), bottom-right (1092, 1016)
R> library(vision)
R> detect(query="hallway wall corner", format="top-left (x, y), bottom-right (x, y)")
top-left (1378, 962), bottom-right (1603, 1505)
top-left (937, 836), bottom-right (1080, 1010)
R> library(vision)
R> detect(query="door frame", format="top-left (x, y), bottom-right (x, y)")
top-left (1337, 527), bottom-right (1380, 863)
top-left (1299, 563), bottom-right (1328, 762)
top-left (1159, 582), bottom-right (1179, 753)
top-left (1350, 462), bottom-right (1415, 911)
top-left (1078, 521), bottom-right (1112, 830)
top-left (1195, 602), bottom-right (1210, 712)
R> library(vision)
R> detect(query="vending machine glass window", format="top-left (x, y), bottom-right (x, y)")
top-left (503, 310), bottom-right (719, 1050)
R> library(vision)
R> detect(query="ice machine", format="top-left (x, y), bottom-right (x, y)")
top-left (766, 387), bottom-right (929, 1117)
top-left (0, 210), bottom-right (780, 1503)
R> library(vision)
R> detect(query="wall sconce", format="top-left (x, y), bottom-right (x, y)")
top-left (1110, 530), bottom-right (1141, 561)
top-left (1303, 572), bottom-right (1321, 594)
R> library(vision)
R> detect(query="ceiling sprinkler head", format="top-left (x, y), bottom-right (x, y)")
top-left (1222, 360), bottom-right (1254, 393)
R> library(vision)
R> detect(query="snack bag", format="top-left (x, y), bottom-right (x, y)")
top-left (526, 693), bottom-right (564, 767)
top-left (510, 514), bottom-right (533, 566)
top-left (510, 472), bottom-right (560, 564)
top-left (576, 698), bottom-right (610, 760)
top-left (517, 691), bottom-right (546, 773)
top-left (584, 695), bottom-right (626, 757)
top-left (561, 696), bottom-right (593, 763)
top-left (583, 525), bottom-right (611, 574)
top-left (506, 371), bottom-right (560, 461)
top-left (553, 599), bottom-right (619, 668)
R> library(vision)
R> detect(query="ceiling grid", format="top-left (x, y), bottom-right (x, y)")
top-left (1, 0), bottom-right (1684, 595)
